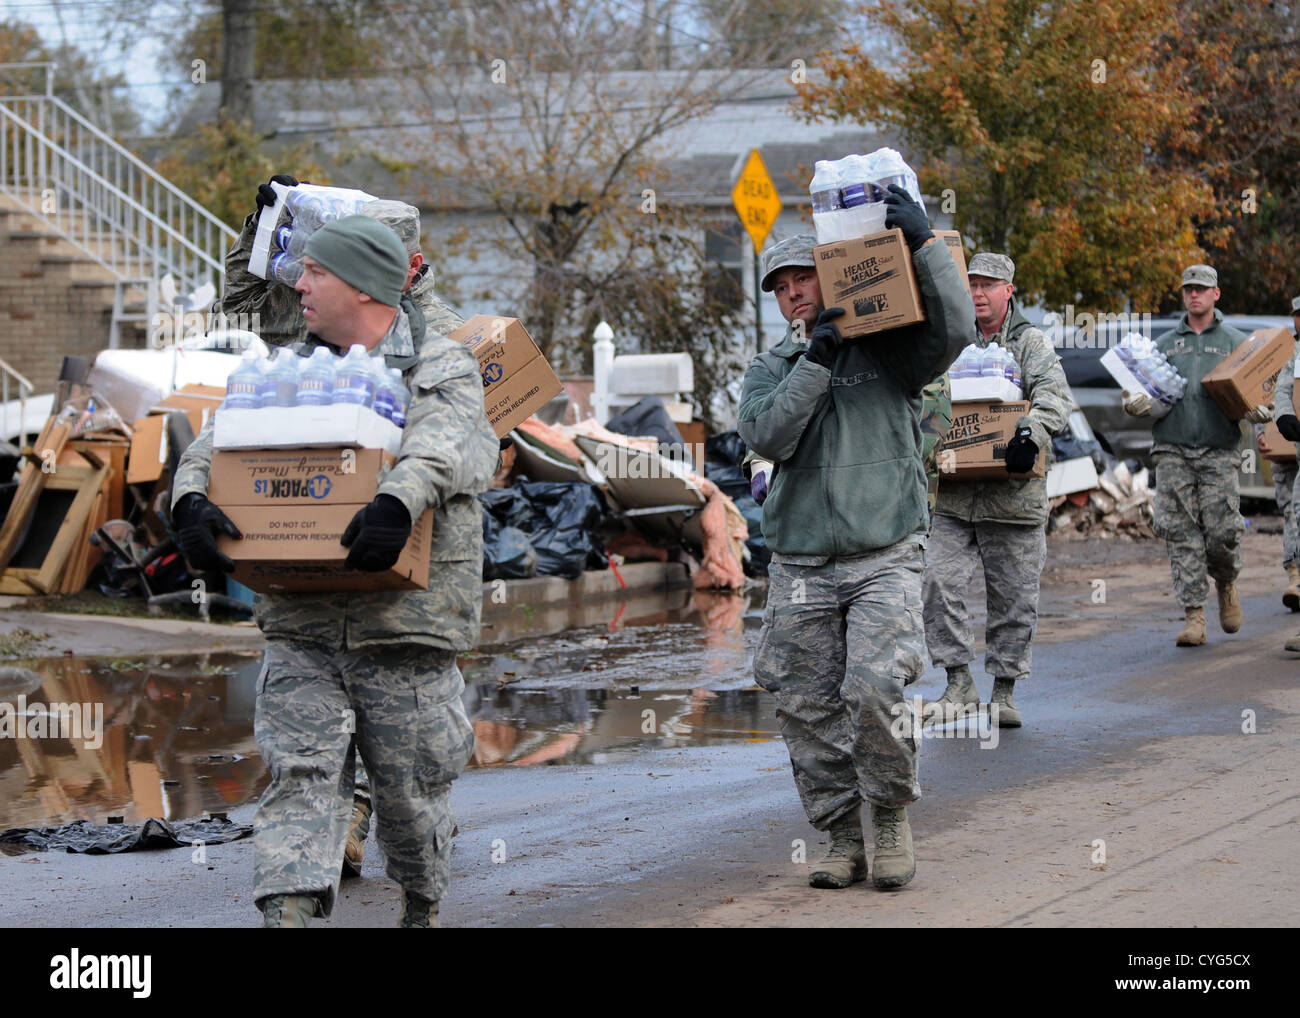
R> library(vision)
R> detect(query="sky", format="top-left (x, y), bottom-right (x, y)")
top-left (2, 0), bottom-right (174, 129)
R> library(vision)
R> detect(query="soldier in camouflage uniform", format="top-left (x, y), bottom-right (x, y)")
top-left (174, 217), bottom-right (498, 927)
top-left (739, 207), bottom-right (971, 893)
top-left (1270, 297), bottom-right (1300, 647)
top-left (1123, 266), bottom-right (1266, 646)
top-left (923, 254), bottom-right (1071, 729)
top-left (920, 374), bottom-right (953, 516)
top-left (219, 177), bottom-right (469, 877)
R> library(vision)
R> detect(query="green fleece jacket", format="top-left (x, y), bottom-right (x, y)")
top-left (737, 240), bottom-right (973, 557)
top-left (1152, 310), bottom-right (1248, 450)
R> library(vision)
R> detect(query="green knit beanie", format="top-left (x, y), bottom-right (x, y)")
top-left (303, 214), bottom-right (407, 307)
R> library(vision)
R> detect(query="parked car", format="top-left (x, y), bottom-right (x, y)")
top-left (1047, 313), bottom-right (1294, 500)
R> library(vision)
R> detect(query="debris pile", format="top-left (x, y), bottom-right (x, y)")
top-left (1048, 461), bottom-right (1156, 540)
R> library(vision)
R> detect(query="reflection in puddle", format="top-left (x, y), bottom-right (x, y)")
top-left (1, 590), bottom-right (772, 828)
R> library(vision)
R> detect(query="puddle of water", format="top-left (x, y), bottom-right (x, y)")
top-left (0, 589), bottom-right (774, 828)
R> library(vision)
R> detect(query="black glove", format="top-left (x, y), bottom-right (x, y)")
top-left (255, 173), bottom-right (299, 212)
top-left (1004, 426), bottom-right (1038, 474)
top-left (340, 493), bottom-right (412, 572)
top-left (883, 184), bottom-right (934, 253)
top-left (173, 492), bottom-right (241, 574)
top-left (1277, 414), bottom-right (1300, 443)
top-left (806, 307), bottom-right (845, 369)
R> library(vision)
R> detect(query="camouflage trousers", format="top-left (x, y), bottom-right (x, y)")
top-left (922, 515), bottom-right (1047, 681)
top-left (1152, 445), bottom-right (1243, 608)
top-left (253, 639), bottom-right (474, 916)
top-left (1277, 460), bottom-right (1298, 569)
top-left (752, 538), bottom-right (926, 827)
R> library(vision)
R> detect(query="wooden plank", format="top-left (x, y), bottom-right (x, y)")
top-left (27, 462), bottom-right (110, 594)
top-left (0, 569), bottom-right (42, 595)
top-left (60, 488), bottom-right (106, 594)
top-left (0, 418), bottom-right (70, 570)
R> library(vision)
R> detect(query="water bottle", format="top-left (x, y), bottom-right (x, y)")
top-left (266, 349), bottom-right (299, 408)
top-left (333, 344), bottom-right (377, 406)
top-left (810, 160), bottom-right (845, 246)
top-left (269, 251), bottom-right (303, 287)
top-left (387, 367), bottom-right (410, 428)
top-left (224, 349), bottom-right (264, 410)
top-left (981, 343), bottom-right (1004, 377)
top-left (297, 346), bottom-right (336, 406)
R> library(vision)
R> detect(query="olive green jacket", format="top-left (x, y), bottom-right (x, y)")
top-left (1152, 311), bottom-right (1247, 451)
top-left (737, 240), bottom-right (973, 557)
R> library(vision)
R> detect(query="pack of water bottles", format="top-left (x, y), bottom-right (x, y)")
top-left (948, 343), bottom-right (1024, 402)
top-left (1100, 333), bottom-right (1187, 418)
top-left (248, 182), bottom-right (379, 284)
top-left (810, 148), bottom-right (924, 245)
top-left (214, 344), bottom-right (409, 452)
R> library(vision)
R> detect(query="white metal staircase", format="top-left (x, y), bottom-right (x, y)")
top-left (0, 62), bottom-right (237, 347)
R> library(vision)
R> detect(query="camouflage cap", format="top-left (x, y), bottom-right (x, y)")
top-left (1181, 264), bottom-right (1218, 288)
top-left (1290, 295), bottom-right (1300, 314)
top-left (967, 252), bottom-right (1015, 282)
top-left (358, 199), bottom-right (421, 256)
top-left (760, 234), bottom-right (817, 292)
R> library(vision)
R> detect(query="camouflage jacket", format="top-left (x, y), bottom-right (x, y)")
top-left (172, 307), bottom-right (499, 652)
top-left (935, 297), bottom-right (1072, 527)
top-left (1272, 342), bottom-right (1298, 424)
top-left (218, 210), bottom-right (465, 347)
top-left (738, 240), bottom-right (972, 557)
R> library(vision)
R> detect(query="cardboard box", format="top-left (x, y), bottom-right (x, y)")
top-left (128, 385), bottom-right (228, 485)
top-left (209, 447), bottom-right (432, 593)
top-left (813, 229), bottom-right (966, 339)
top-left (447, 315), bottom-right (565, 437)
top-left (214, 404), bottom-right (401, 453)
top-left (1260, 421), bottom-right (1297, 461)
top-left (1201, 327), bottom-right (1293, 420)
top-left (939, 400), bottom-right (1046, 480)
top-left (1046, 456), bottom-right (1101, 497)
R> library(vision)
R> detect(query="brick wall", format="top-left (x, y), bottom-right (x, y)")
top-left (0, 208), bottom-right (141, 395)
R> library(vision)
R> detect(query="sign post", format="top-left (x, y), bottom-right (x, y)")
top-left (731, 149), bottom-right (782, 351)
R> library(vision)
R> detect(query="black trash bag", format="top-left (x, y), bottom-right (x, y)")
top-left (705, 430), bottom-right (747, 468)
top-left (605, 396), bottom-right (689, 464)
top-left (481, 507), bottom-right (538, 580)
top-left (706, 462), bottom-right (751, 501)
top-left (733, 493), bottom-right (770, 577)
top-left (480, 480), bottom-right (608, 579)
top-left (0, 815), bottom-right (253, 854)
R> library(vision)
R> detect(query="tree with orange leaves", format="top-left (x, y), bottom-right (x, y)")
top-left (798, 0), bottom-right (1216, 313)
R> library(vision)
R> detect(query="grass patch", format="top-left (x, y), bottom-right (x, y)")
top-left (0, 627), bottom-right (49, 658)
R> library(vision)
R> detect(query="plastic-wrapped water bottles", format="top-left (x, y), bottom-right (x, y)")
top-left (808, 148), bottom-right (924, 244)
top-left (981, 342), bottom-right (1004, 378)
top-left (265, 348), bottom-right (299, 408)
top-left (1115, 333), bottom-right (1186, 403)
top-left (297, 347), bottom-right (337, 406)
top-left (810, 160), bottom-right (846, 244)
top-left (333, 344), bottom-right (377, 406)
top-left (224, 349), bottom-right (264, 409)
top-left (373, 366), bottom-right (409, 427)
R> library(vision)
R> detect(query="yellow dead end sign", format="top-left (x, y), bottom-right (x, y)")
top-left (731, 149), bottom-right (782, 254)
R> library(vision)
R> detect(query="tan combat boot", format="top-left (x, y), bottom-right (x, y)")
top-left (261, 894), bottom-right (316, 928)
top-left (808, 811), bottom-right (867, 889)
top-left (341, 795), bottom-right (372, 879)
top-left (990, 677), bottom-right (1022, 728)
top-left (398, 891), bottom-right (440, 928)
top-left (1284, 564), bottom-right (1300, 612)
top-left (869, 803), bottom-right (915, 890)
top-left (1216, 580), bottom-right (1242, 634)
top-left (933, 664), bottom-right (980, 714)
top-left (1176, 607), bottom-right (1206, 646)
